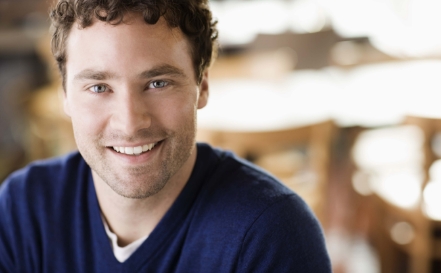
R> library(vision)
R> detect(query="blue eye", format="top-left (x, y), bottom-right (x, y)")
top-left (90, 85), bottom-right (107, 93)
top-left (149, 80), bottom-right (168, 89)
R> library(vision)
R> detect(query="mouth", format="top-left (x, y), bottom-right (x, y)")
top-left (108, 141), bottom-right (160, 156)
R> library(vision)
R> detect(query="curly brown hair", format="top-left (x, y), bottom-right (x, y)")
top-left (49, 0), bottom-right (218, 89)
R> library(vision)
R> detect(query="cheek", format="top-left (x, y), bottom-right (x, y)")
top-left (68, 100), bottom-right (108, 137)
top-left (152, 93), bottom-right (198, 125)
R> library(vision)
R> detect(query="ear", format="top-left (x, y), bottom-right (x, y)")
top-left (197, 70), bottom-right (209, 109)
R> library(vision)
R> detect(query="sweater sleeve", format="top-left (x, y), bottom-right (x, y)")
top-left (237, 194), bottom-right (332, 273)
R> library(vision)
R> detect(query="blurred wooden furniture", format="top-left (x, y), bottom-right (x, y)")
top-left (352, 118), bottom-right (441, 273)
top-left (402, 115), bottom-right (441, 273)
top-left (25, 34), bottom-right (76, 161)
top-left (211, 48), bottom-right (297, 80)
top-left (198, 119), bottom-right (336, 227)
top-left (200, 47), bottom-right (336, 226)
top-left (370, 192), bottom-right (434, 273)
top-left (404, 116), bottom-right (441, 185)
top-left (26, 85), bottom-right (76, 160)
top-left (0, 1), bottom-right (49, 27)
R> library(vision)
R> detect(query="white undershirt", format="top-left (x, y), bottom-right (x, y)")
top-left (101, 215), bottom-right (148, 263)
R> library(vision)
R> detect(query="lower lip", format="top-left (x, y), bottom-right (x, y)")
top-left (108, 141), bottom-right (162, 164)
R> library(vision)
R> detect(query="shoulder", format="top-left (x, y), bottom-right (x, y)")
top-left (196, 143), bottom-right (320, 230)
top-left (0, 151), bottom-right (87, 208)
top-left (4, 151), bottom-right (84, 180)
top-left (237, 194), bottom-right (331, 272)
top-left (0, 152), bottom-right (90, 271)
top-left (195, 143), bottom-right (331, 272)
top-left (197, 143), bottom-right (297, 212)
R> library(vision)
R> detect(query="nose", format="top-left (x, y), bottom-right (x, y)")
top-left (111, 90), bottom-right (151, 135)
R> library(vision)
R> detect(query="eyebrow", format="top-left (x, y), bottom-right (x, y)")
top-left (73, 69), bottom-right (117, 82)
top-left (73, 64), bottom-right (187, 82)
top-left (138, 65), bottom-right (187, 79)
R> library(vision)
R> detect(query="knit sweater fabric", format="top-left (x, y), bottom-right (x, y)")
top-left (0, 143), bottom-right (331, 272)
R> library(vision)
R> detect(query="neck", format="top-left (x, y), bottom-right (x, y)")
top-left (93, 147), bottom-right (197, 247)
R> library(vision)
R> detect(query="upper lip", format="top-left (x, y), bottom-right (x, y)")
top-left (106, 141), bottom-right (160, 148)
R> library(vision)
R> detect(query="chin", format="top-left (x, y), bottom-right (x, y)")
top-left (105, 172), bottom-right (171, 199)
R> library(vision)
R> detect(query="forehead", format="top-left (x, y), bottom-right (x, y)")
top-left (65, 13), bottom-right (194, 81)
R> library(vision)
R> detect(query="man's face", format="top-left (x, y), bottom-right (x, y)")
top-left (64, 14), bottom-right (208, 199)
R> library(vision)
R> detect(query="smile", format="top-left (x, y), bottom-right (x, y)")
top-left (112, 142), bottom-right (157, 155)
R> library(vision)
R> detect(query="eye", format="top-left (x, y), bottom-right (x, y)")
top-left (89, 85), bottom-right (107, 93)
top-left (148, 80), bottom-right (168, 89)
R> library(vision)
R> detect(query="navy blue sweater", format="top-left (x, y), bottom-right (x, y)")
top-left (0, 143), bottom-right (331, 272)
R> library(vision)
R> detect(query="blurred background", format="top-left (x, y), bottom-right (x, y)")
top-left (2, 0), bottom-right (441, 272)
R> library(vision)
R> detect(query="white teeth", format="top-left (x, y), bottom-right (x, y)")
top-left (125, 147), bottom-right (134, 155)
top-left (133, 146), bottom-right (142, 155)
top-left (112, 143), bottom-right (157, 155)
top-left (143, 143), bottom-right (155, 151)
top-left (149, 143), bottom-right (156, 150)
top-left (142, 144), bottom-right (149, 152)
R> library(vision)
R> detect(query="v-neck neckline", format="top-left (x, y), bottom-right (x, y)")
top-left (87, 144), bottom-right (216, 271)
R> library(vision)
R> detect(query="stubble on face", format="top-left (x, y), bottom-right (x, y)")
top-left (65, 15), bottom-right (205, 200)
top-left (74, 113), bottom-right (197, 199)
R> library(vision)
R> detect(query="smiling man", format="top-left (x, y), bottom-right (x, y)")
top-left (0, 0), bottom-right (331, 272)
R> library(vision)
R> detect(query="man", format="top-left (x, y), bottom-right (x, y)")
top-left (0, 0), bottom-right (331, 272)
